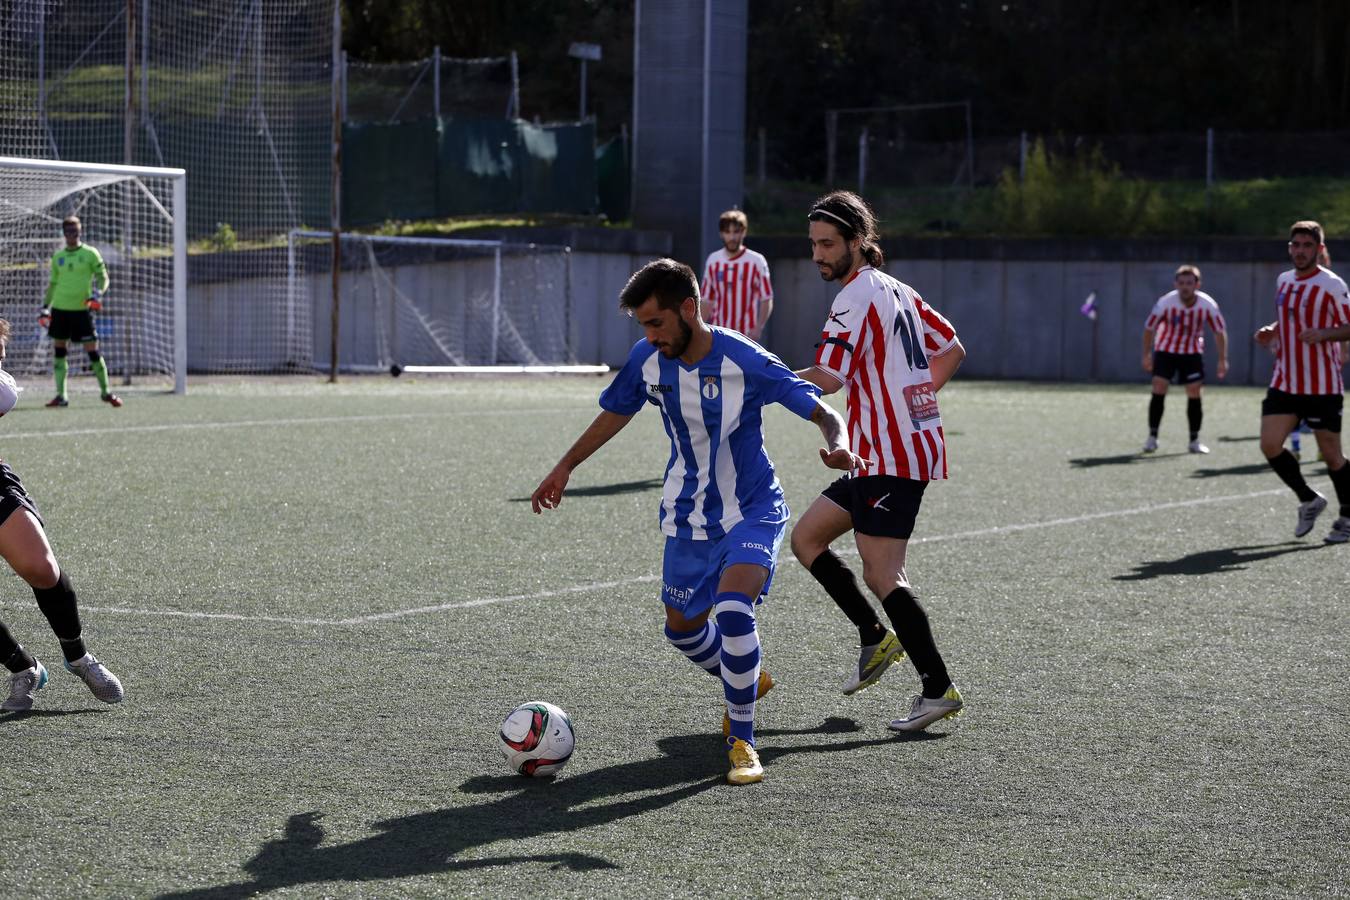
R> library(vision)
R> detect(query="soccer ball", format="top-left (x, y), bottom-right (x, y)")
top-left (498, 701), bottom-right (575, 777)
top-left (0, 368), bottom-right (21, 417)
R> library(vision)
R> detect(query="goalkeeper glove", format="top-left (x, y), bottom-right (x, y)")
top-left (86, 288), bottom-right (102, 312)
top-left (38, 308), bottom-right (51, 329)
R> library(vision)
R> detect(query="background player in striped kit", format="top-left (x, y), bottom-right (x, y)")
top-left (1140, 265), bottom-right (1229, 454)
top-left (790, 191), bottom-right (967, 733)
top-left (530, 258), bottom-right (864, 784)
top-left (700, 209), bottom-right (774, 342)
top-left (1254, 220), bottom-right (1350, 543)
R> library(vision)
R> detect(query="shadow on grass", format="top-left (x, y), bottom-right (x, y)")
top-left (0, 708), bottom-right (106, 723)
top-left (1189, 461), bottom-right (1279, 478)
top-left (1216, 435), bottom-right (1259, 443)
top-left (1113, 541), bottom-right (1321, 580)
top-left (157, 720), bottom-right (915, 898)
top-left (508, 478), bottom-right (663, 503)
top-left (1069, 452), bottom-right (1180, 469)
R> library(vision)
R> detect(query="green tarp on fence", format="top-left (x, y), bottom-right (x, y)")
top-left (344, 117), bottom-right (598, 226)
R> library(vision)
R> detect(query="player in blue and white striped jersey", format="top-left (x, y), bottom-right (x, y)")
top-left (532, 258), bottom-right (865, 785)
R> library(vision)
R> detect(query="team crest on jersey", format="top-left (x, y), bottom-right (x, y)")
top-left (701, 376), bottom-right (720, 400)
top-left (57, 258), bottom-right (65, 266)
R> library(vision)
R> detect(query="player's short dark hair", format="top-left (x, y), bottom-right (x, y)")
top-left (619, 258), bottom-right (699, 313)
top-left (808, 190), bottom-right (884, 268)
top-left (61, 216), bottom-right (80, 230)
top-left (718, 209), bottom-right (747, 231)
top-left (1175, 264), bottom-right (1201, 280)
top-left (1290, 220), bottom-right (1324, 245)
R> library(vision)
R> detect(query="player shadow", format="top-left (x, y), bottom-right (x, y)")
top-left (155, 720), bottom-right (909, 899)
top-left (1216, 435), bottom-right (1259, 443)
top-left (1189, 461), bottom-right (1281, 478)
top-left (1113, 541), bottom-right (1322, 580)
top-left (1068, 452), bottom-right (1181, 469)
top-left (508, 478), bottom-right (663, 502)
top-left (0, 707), bottom-right (107, 723)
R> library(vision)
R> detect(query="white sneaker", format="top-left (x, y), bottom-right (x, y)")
top-left (64, 653), bottom-right (124, 704)
top-left (1188, 440), bottom-right (1209, 454)
top-left (3, 661), bottom-right (48, 712)
top-left (1325, 517), bottom-right (1350, 544)
top-left (888, 684), bottom-right (964, 732)
top-left (1142, 435), bottom-right (1158, 453)
top-left (1295, 493), bottom-right (1328, 538)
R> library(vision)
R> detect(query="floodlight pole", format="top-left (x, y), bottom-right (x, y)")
top-left (329, 0), bottom-right (342, 383)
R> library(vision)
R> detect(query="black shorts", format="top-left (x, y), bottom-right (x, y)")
top-left (821, 473), bottom-right (928, 540)
top-left (1261, 389), bottom-right (1344, 433)
top-left (48, 308), bottom-right (97, 343)
top-left (0, 460), bottom-right (42, 529)
top-left (1152, 351), bottom-right (1204, 384)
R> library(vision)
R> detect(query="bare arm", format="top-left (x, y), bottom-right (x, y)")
top-left (1299, 324), bottom-right (1350, 344)
top-left (751, 296), bottom-right (773, 340)
top-left (810, 399), bottom-right (867, 471)
top-left (795, 365), bottom-right (845, 396)
top-left (531, 410), bottom-right (635, 513)
top-left (1214, 330), bottom-right (1229, 379)
top-left (1255, 320), bottom-right (1278, 345)
top-left (1141, 328), bottom-right (1155, 372)
top-left (928, 339), bottom-right (965, 391)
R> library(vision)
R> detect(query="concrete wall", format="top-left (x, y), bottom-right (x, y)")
top-left (749, 236), bottom-right (1345, 387)
top-left (184, 235), bottom-right (1333, 384)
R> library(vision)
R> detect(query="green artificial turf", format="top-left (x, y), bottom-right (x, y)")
top-left (0, 376), bottom-right (1345, 897)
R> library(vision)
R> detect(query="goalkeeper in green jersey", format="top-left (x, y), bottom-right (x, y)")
top-left (40, 216), bottom-right (122, 408)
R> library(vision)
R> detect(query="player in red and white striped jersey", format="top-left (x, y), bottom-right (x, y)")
top-left (1140, 265), bottom-right (1229, 454)
top-left (1254, 220), bottom-right (1350, 543)
top-left (790, 191), bottom-right (967, 734)
top-left (700, 209), bottom-right (773, 341)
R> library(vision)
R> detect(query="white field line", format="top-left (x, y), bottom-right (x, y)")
top-left (0, 406), bottom-right (584, 441)
top-left (81, 485), bottom-right (1304, 627)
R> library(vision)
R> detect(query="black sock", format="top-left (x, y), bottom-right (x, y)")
top-left (1187, 397), bottom-right (1202, 441)
top-left (881, 586), bottom-right (951, 698)
top-left (1148, 394), bottom-right (1165, 435)
top-left (1266, 450), bottom-right (1317, 503)
top-left (0, 622), bottom-right (36, 673)
top-left (1329, 460), bottom-right (1350, 517)
top-left (808, 550), bottom-right (885, 645)
top-left (34, 571), bottom-right (86, 662)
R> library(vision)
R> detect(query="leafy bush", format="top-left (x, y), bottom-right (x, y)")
top-left (209, 221), bottom-right (238, 251)
top-left (994, 139), bottom-right (1160, 236)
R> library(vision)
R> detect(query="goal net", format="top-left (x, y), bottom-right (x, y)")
top-left (288, 232), bottom-right (602, 374)
top-left (0, 156), bottom-right (186, 394)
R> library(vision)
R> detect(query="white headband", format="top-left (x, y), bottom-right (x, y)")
top-left (809, 207), bottom-right (854, 232)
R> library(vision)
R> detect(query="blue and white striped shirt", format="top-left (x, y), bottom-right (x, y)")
top-left (600, 327), bottom-right (820, 540)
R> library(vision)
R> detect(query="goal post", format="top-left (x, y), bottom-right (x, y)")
top-left (287, 230), bottom-right (607, 375)
top-left (0, 155), bottom-right (187, 395)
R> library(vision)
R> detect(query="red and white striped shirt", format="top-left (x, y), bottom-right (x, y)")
top-left (814, 266), bottom-right (958, 480)
top-left (1144, 290), bottom-right (1226, 354)
top-left (1270, 266), bottom-right (1350, 395)
top-left (702, 247), bottom-right (772, 335)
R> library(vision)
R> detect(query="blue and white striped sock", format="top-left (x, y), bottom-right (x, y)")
top-left (715, 591), bottom-right (761, 746)
top-left (665, 618), bottom-right (723, 677)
